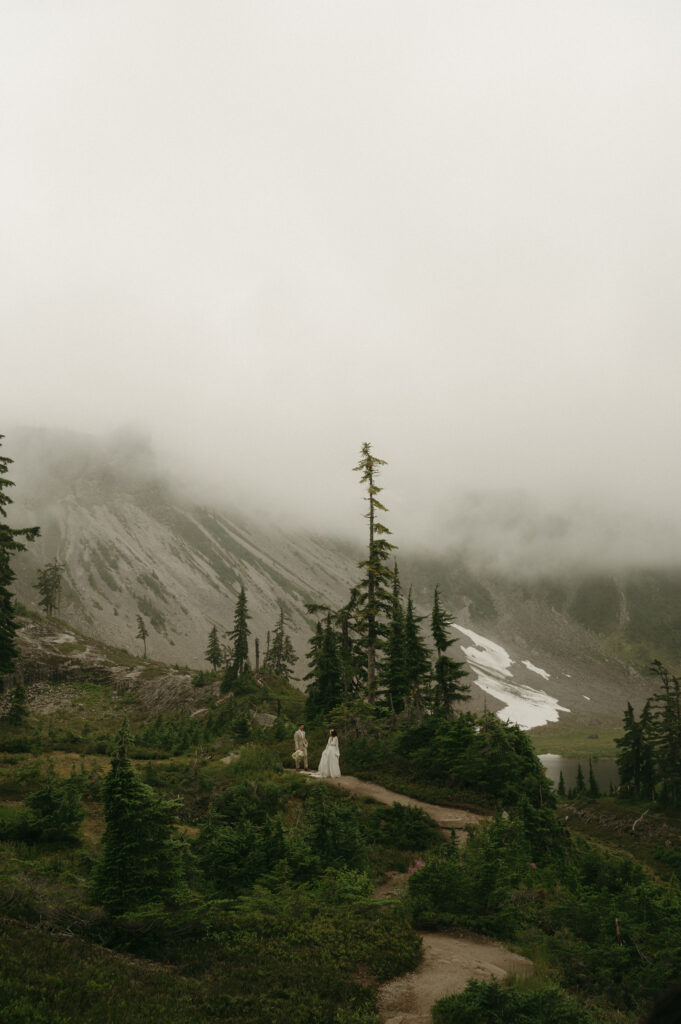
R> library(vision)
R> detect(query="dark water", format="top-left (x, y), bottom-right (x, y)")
top-left (539, 754), bottom-right (620, 793)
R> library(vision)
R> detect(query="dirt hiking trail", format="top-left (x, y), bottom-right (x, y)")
top-left (323, 774), bottom-right (485, 838)
top-left (377, 932), bottom-right (532, 1024)
top-left (311, 772), bottom-right (533, 1023)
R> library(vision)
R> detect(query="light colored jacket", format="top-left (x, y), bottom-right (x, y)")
top-left (294, 728), bottom-right (308, 752)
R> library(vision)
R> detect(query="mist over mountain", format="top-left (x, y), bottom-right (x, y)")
top-left (428, 490), bottom-right (681, 577)
top-left (4, 425), bottom-right (673, 732)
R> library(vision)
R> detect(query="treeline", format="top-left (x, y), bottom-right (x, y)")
top-left (201, 444), bottom-right (471, 726)
top-left (198, 590), bottom-right (298, 695)
top-left (615, 659), bottom-right (681, 806)
top-left (304, 444), bottom-right (470, 722)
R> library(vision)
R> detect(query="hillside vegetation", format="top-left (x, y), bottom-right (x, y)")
top-left (3, 436), bottom-right (681, 1023)
top-left (1, 616), bottom-right (680, 1023)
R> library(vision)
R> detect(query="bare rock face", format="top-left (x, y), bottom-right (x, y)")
top-left (0, 618), bottom-right (216, 717)
top-left (9, 436), bottom-right (357, 678)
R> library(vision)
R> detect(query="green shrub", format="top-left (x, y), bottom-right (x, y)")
top-left (368, 801), bottom-right (442, 850)
top-left (314, 867), bottom-right (374, 904)
top-left (23, 769), bottom-right (85, 843)
top-left (209, 778), bottom-right (281, 824)
top-left (196, 817), bottom-right (285, 897)
top-left (228, 744), bottom-right (282, 776)
top-left (0, 768), bottom-right (85, 845)
top-left (432, 980), bottom-right (596, 1024)
top-left (300, 786), bottom-right (368, 874)
top-left (134, 711), bottom-right (203, 756)
top-left (407, 815), bottom-right (534, 937)
top-left (655, 843), bottom-right (681, 877)
top-left (347, 712), bottom-right (555, 812)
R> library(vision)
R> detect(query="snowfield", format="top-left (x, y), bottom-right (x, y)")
top-left (453, 624), bottom-right (571, 730)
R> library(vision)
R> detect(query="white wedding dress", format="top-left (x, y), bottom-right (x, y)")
top-left (317, 735), bottom-right (341, 778)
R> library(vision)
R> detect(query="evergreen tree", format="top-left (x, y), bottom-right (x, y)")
top-left (404, 589), bottom-right (431, 710)
top-left (0, 435), bottom-right (39, 677)
top-left (25, 766), bottom-right (84, 843)
top-left (136, 614), bottom-right (149, 658)
top-left (5, 679), bottom-right (28, 725)
top-left (649, 660), bottom-right (681, 805)
top-left (263, 607), bottom-right (298, 680)
top-left (305, 614), bottom-right (343, 720)
top-left (615, 700), bottom-right (656, 799)
top-left (353, 443), bottom-right (396, 699)
top-left (575, 763), bottom-right (586, 794)
top-left (557, 770), bottom-right (566, 797)
top-left (380, 565), bottom-right (408, 713)
top-left (205, 625), bottom-right (223, 671)
top-left (335, 588), bottom-right (364, 695)
top-left (34, 560), bottom-right (64, 616)
top-left (305, 589), bottom-right (364, 697)
top-left (93, 721), bottom-right (183, 914)
top-left (229, 586), bottom-right (250, 676)
top-left (430, 586), bottom-right (470, 716)
top-left (588, 757), bottom-right (600, 798)
top-left (639, 700), bottom-right (657, 800)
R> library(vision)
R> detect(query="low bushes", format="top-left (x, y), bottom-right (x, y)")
top-left (432, 980), bottom-right (596, 1024)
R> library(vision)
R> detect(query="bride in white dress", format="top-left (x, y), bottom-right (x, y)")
top-left (317, 729), bottom-right (341, 778)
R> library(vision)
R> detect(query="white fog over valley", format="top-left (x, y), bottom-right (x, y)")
top-left (3, 0), bottom-right (681, 572)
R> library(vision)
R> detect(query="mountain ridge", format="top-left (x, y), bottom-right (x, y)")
top-left (5, 427), bottom-right (666, 728)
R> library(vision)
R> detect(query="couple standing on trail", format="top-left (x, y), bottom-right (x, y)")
top-left (293, 724), bottom-right (341, 778)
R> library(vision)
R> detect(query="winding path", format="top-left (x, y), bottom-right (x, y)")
top-left (377, 933), bottom-right (532, 1024)
top-left (313, 773), bottom-right (533, 1023)
top-left (322, 774), bottom-right (485, 838)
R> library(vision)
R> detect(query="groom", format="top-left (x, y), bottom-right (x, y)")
top-left (293, 723), bottom-right (308, 770)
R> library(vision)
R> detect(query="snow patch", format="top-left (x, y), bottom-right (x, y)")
top-left (522, 660), bottom-right (550, 681)
top-left (454, 624), bottom-right (571, 730)
top-left (583, 695), bottom-right (591, 701)
top-left (454, 624), bottom-right (513, 678)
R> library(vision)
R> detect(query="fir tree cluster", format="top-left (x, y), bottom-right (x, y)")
top-left (203, 586), bottom-right (298, 693)
top-left (0, 435), bottom-right (39, 678)
top-left (304, 443), bottom-right (470, 721)
top-left (615, 659), bottom-right (681, 805)
top-left (34, 560), bottom-right (64, 617)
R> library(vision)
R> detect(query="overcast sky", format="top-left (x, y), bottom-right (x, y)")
top-left (3, 1), bottom-right (681, 560)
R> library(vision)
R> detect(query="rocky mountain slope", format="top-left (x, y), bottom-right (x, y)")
top-left (4, 427), bottom-right (666, 728)
top-left (0, 616), bottom-right (200, 719)
top-left (7, 428), bottom-right (356, 674)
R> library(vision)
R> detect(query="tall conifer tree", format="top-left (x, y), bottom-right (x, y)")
top-left (403, 589), bottom-right (431, 709)
top-left (93, 721), bottom-right (182, 914)
top-left (0, 436), bottom-right (39, 677)
top-left (649, 661), bottom-right (681, 805)
top-left (264, 607), bottom-right (298, 680)
top-left (380, 564), bottom-right (409, 712)
top-left (34, 560), bottom-right (64, 616)
top-left (229, 586), bottom-right (251, 676)
top-left (575, 763), bottom-right (586, 794)
top-left (616, 700), bottom-right (656, 798)
top-left (136, 614), bottom-right (149, 658)
top-left (205, 625), bottom-right (223, 671)
top-left (353, 443), bottom-right (396, 699)
top-left (305, 614), bottom-right (342, 720)
top-left (222, 586), bottom-right (251, 693)
top-left (430, 586), bottom-right (470, 716)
